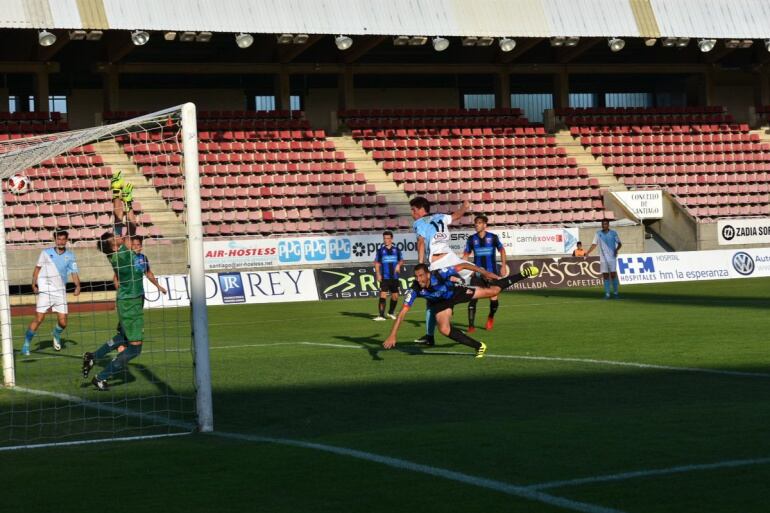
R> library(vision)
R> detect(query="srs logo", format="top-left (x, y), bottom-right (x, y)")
top-left (731, 252), bottom-right (755, 276)
top-left (278, 240), bottom-right (302, 263)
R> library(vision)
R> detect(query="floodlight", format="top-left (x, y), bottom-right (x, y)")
top-left (676, 37), bottom-right (690, 47)
top-left (294, 34), bottom-right (309, 44)
top-left (765, 39), bottom-right (770, 52)
top-left (335, 35), bottom-right (353, 50)
top-left (739, 39), bottom-right (753, 48)
top-left (698, 38), bottom-right (716, 52)
top-left (550, 37), bottom-right (565, 47)
top-left (393, 35), bottom-right (409, 46)
top-left (164, 31), bottom-right (177, 41)
top-left (277, 33), bottom-right (294, 44)
top-left (432, 37), bottom-right (450, 52)
top-left (499, 38), bottom-right (516, 52)
top-left (476, 37), bottom-right (494, 47)
top-left (409, 36), bottom-right (428, 46)
top-left (644, 38), bottom-right (657, 47)
top-left (565, 37), bottom-right (580, 47)
top-left (462, 37), bottom-right (478, 46)
top-left (131, 30), bottom-right (150, 46)
top-left (38, 30), bottom-right (57, 47)
top-left (608, 37), bottom-right (625, 52)
top-left (69, 30), bottom-right (86, 41)
top-left (86, 30), bottom-right (103, 41)
top-left (662, 37), bottom-right (676, 47)
top-left (196, 31), bottom-right (212, 43)
top-left (179, 31), bottom-right (196, 42)
top-left (235, 33), bottom-right (254, 48)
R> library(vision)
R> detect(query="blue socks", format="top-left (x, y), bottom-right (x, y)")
top-left (97, 343), bottom-right (142, 381)
top-left (612, 277), bottom-right (620, 295)
top-left (425, 309), bottom-right (436, 337)
top-left (53, 325), bottom-right (64, 339)
top-left (603, 279), bottom-right (611, 296)
top-left (24, 328), bottom-right (35, 344)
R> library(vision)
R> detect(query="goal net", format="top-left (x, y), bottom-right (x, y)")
top-left (0, 103), bottom-right (211, 449)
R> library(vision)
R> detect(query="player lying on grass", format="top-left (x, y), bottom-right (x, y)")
top-left (382, 262), bottom-right (539, 358)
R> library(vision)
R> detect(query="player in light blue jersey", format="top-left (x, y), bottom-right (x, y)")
top-left (585, 219), bottom-right (623, 299)
top-left (409, 196), bottom-right (470, 346)
top-left (22, 230), bottom-right (80, 355)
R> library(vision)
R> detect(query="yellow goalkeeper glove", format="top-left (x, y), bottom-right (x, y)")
top-left (121, 182), bottom-right (134, 211)
top-left (111, 169), bottom-right (124, 199)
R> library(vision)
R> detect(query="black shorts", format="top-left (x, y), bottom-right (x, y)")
top-left (379, 278), bottom-right (400, 293)
top-left (428, 287), bottom-right (475, 314)
top-left (470, 273), bottom-right (491, 288)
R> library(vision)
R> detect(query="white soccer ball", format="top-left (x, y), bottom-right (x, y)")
top-left (7, 174), bottom-right (30, 195)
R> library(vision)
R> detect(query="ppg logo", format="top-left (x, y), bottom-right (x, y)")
top-left (328, 238), bottom-right (351, 260)
top-left (618, 257), bottom-right (655, 275)
top-left (278, 240), bottom-right (302, 263)
top-left (732, 252), bottom-right (755, 276)
top-left (304, 239), bottom-right (327, 261)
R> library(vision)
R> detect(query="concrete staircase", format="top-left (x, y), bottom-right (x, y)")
top-left (327, 135), bottom-right (412, 217)
top-left (554, 130), bottom-right (627, 191)
top-left (92, 140), bottom-right (187, 239)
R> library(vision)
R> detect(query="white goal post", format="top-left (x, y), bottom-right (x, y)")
top-left (0, 102), bottom-right (212, 441)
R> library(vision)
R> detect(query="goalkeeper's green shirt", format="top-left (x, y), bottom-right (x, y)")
top-left (111, 244), bottom-right (144, 300)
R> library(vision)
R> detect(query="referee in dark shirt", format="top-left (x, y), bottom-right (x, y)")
top-left (462, 215), bottom-right (507, 332)
top-left (373, 231), bottom-right (405, 320)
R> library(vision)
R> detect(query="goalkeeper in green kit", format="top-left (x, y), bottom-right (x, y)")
top-left (82, 172), bottom-right (146, 391)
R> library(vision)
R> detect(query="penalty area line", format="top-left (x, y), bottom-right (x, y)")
top-left (210, 430), bottom-right (626, 513)
top-left (211, 341), bottom-right (770, 380)
top-left (0, 432), bottom-right (191, 453)
top-left (527, 456), bottom-right (770, 491)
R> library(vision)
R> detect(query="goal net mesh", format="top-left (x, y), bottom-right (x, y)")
top-left (0, 107), bottom-right (198, 448)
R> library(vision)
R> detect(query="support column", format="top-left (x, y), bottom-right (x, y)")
top-left (703, 71), bottom-right (715, 106)
top-left (102, 64), bottom-right (119, 112)
top-left (495, 72), bottom-right (511, 108)
top-left (0, 88), bottom-right (8, 112)
top-left (275, 68), bottom-right (291, 111)
top-left (553, 69), bottom-right (569, 110)
top-left (337, 66), bottom-right (354, 111)
top-left (35, 69), bottom-right (49, 113)
top-left (754, 70), bottom-right (770, 107)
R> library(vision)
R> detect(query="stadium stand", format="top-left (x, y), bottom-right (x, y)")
top-left (122, 111), bottom-right (397, 236)
top-left (559, 107), bottom-right (770, 221)
top-left (342, 108), bottom-right (613, 225)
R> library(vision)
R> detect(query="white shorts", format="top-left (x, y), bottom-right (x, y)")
top-left (599, 258), bottom-right (617, 274)
top-left (429, 253), bottom-right (473, 283)
top-left (36, 292), bottom-right (68, 314)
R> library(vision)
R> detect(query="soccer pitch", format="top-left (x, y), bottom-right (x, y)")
top-left (2, 277), bottom-right (769, 513)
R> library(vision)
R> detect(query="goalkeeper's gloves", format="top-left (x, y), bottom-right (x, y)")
top-left (111, 169), bottom-right (124, 199)
top-left (121, 182), bottom-right (134, 211)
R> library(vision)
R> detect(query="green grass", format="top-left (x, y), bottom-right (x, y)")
top-left (2, 278), bottom-right (770, 513)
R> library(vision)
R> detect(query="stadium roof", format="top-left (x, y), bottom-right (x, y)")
top-left (2, 0), bottom-right (770, 39)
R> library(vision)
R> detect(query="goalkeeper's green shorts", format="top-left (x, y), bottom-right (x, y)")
top-left (117, 297), bottom-right (144, 342)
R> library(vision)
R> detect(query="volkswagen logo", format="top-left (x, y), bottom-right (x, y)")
top-left (732, 252), bottom-right (755, 276)
top-left (721, 224), bottom-right (735, 241)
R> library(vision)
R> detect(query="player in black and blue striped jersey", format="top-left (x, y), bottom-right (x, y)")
top-left (462, 215), bottom-right (507, 333)
top-left (382, 262), bottom-right (538, 358)
top-left (373, 231), bottom-right (405, 320)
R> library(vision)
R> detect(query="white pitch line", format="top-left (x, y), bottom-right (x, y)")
top-left (0, 432), bottom-right (191, 452)
top-left (208, 341), bottom-right (770, 380)
top-left (526, 457), bottom-right (770, 491)
top-left (211, 430), bottom-right (626, 513)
